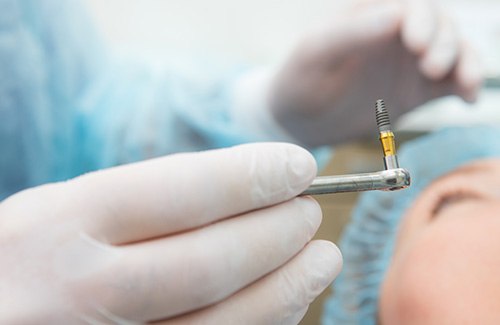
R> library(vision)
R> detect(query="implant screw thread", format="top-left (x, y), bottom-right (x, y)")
top-left (375, 99), bottom-right (399, 169)
top-left (375, 99), bottom-right (391, 132)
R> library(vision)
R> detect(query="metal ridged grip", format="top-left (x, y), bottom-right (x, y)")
top-left (302, 168), bottom-right (411, 195)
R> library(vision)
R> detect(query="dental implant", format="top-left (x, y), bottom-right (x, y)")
top-left (300, 99), bottom-right (410, 195)
top-left (376, 99), bottom-right (399, 170)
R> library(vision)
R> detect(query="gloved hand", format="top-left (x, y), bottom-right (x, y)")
top-left (270, 0), bottom-right (483, 146)
top-left (0, 143), bottom-right (342, 324)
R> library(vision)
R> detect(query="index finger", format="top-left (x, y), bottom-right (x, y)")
top-left (69, 143), bottom-right (317, 244)
top-left (402, 0), bottom-right (438, 54)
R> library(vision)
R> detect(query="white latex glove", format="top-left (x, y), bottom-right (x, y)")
top-left (0, 143), bottom-right (342, 324)
top-left (270, 0), bottom-right (483, 146)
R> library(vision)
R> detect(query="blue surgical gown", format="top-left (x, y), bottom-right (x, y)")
top-left (0, 0), bottom-right (263, 199)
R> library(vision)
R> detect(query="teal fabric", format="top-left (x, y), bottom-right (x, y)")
top-left (0, 0), bottom-right (102, 198)
top-left (0, 0), bottom-right (269, 199)
top-left (322, 126), bottom-right (500, 324)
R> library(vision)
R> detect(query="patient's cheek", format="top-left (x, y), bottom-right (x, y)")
top-left (379, 214), bottom-right (500, 325)
top-left (379, 240), bottom-right (445, 325)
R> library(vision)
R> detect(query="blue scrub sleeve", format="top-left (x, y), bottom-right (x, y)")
top-left (0, 0), bottom-right (329, 199)
top-left (0, 0), bottom-right (103, 198)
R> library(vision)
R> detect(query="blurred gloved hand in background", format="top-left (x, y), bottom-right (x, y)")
top-left (269, 0), bottom-right (482, 146)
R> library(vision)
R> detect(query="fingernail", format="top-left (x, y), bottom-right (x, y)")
top-left (287, 145), bottom-right (317, 188)
top-left (403, 14), bottom-right (433, 54)
top-left (419, 58), bottom-right (448, 81)
top-left (308, 241), bottom-right (343, 288)
top-left (459, 70), bottom-right (483, 103)
top-left (295, 197), bottom-right (322, 238)
top-left (365, 2), bottom-right (402, 35)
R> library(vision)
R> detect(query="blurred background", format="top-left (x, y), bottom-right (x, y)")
top-left (86, 0), bottom-right (500, 140)
top-left (85, 0), bottom-right (500, 323)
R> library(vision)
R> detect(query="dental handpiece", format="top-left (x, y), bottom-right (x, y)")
top-left (301, 99), bottom-right (411, 195)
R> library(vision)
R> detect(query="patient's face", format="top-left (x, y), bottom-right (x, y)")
top-left (380, 159), bottom-right (500, 324)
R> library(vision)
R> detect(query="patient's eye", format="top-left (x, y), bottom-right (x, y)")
top-left (431, 191), bottom-right (483, 217)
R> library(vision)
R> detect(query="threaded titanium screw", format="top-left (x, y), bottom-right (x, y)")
top-left (375, 99), bottom-right (399, 169)
top-left (375, 99), bottom-right (391, 132)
